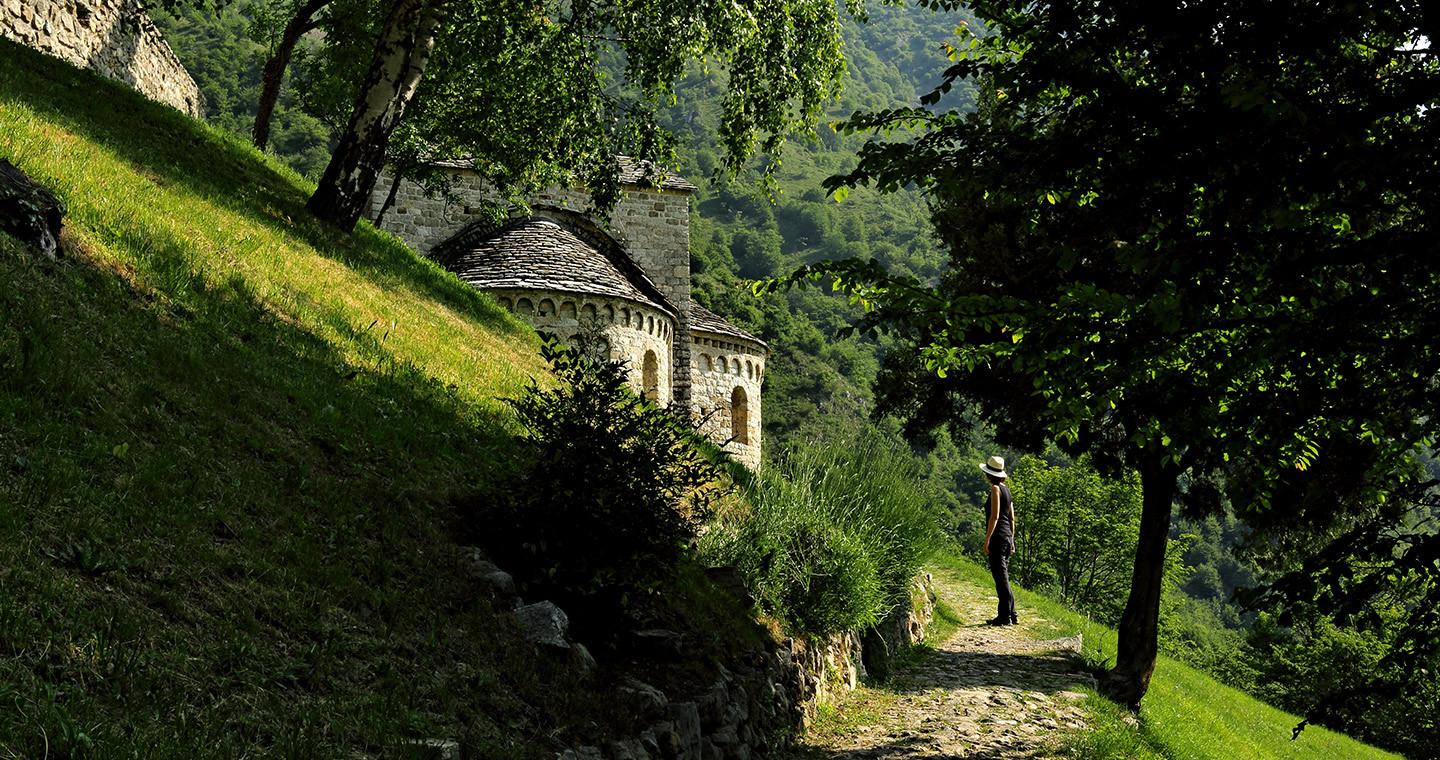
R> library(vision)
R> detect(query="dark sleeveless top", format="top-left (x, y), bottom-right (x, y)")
top-left (991, 483), bottom-right (1014, 542)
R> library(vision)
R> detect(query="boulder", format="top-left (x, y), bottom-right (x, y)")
top-left (570, 642), bottom-right (598, 678)
top-left (611, 738), bottom-right (651, 760)
top-left (618, 676), bottom-right (669, 718)
top-left (0, 159), bottom-right (65, 259)
top-left (514, 601), bottom-right (570, 650)
top-left (631, 628), bottom-right (685, 659)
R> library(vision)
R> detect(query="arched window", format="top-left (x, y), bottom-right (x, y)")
top-left (733, 358), bottom-right (742, 374)
top-left (746, 360), bottom-right (754, 378)
top-left (516, 298), bottom-right (535, 315)
top-left (603, 304), bottom-right (615, 322)
top-left (647, 315), bottom-right (655, 334)
top-left (498, 297), bottom-right (513, 311)
top-left (701, 354), bottom-right (712, 372)
top-left (643, 350), bottom-right (660, 401)
top-left (560, 301), bottom-right (577, 322)
top-left (717, 356), bottom-right (727, 374)
top-left (731, 387), bottom-right (749, 444)
top-left (538, 299), bottom-right (555, 318)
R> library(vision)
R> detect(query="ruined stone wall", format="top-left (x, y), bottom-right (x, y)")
top-left (492, 288), bottom-right (675, 408)
top-left (690, 333), bottom-right (765, 469)
top-left (1, 0), bottom-right (202, 118)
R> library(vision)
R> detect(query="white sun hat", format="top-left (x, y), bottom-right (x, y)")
top-left (979, 455), bottom-right (1008, 478)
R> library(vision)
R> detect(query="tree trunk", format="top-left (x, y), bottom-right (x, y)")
top-left (372, 164), bottom-right (404, 228)
top-left (1100, 450), bottom-right (1177, 711)
top-left (252, 0), bottom-right (331, 151)
top-left (306, 0), bottom-right (445, 231)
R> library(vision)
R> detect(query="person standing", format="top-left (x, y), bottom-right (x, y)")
top-left (980, 455), bottom-right (1017, 626)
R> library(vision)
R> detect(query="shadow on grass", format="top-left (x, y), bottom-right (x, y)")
top-left (0, 37), bottom-right (528, 340)
top-left (0, 210), bottom-right (549, 755)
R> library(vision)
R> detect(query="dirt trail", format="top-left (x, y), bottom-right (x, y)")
top-left (791, 571), bottom-right (1099, 760)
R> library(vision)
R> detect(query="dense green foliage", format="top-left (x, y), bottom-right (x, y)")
top-left (779, 0), bottom-right (1440, 708)
top-left (700, 433), bottom-right (939, 637)
top-left (468, 338), bottom-right (717, 639)
top-left (1008, 456), bottom-right (1143, 623)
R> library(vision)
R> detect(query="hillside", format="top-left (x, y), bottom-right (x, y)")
top-left (0, 37), bottom-right (648, 758)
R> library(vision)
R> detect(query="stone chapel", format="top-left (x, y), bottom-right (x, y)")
top-left (369, 160), bottom-right (767, 468)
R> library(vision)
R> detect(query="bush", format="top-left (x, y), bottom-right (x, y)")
top-left (700, 432), bottom-right (939, 637)
top-left (472, 338), bottom-right (718, 638)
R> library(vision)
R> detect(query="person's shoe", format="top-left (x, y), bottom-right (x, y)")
top-left (985, 616), bottom-right (1010, 626)
top-left (1010, 615), bottom-right (1019, 625)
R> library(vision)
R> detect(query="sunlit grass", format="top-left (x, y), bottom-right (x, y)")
top-left (0, 38), bottom-right (595, 760)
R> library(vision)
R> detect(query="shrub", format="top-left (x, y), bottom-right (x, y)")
top-left (472, 337), bottom-right (718, 638)
top-left (700, 432), bottom-right (939, 637)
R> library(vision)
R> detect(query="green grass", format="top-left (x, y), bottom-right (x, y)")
top-left (0, 38), bottom-right (649, 759)
top-left (927, 554), bottom-right (1401, 760)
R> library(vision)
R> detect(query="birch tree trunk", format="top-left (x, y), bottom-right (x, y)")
top-left (252, 0), bottom-right (332, 151)
top-left (1099, 451), bottom-right (1177, 711)
top-left (306, 0), bottom-right (445, 231)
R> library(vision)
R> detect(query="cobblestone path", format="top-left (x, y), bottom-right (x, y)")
top-left (790, 569), bottom-right (1100, 760)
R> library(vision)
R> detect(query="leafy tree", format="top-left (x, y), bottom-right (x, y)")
top-left (303, 0), bottom-right (968, 230)
top-left (470, 337), bottom-right (718, 640)
top-left (774, 0), bottom-right (1440, 710)
top-left (1009, 455), bottom-right (1149, 624)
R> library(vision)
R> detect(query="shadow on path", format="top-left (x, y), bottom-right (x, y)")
top-left (789, 604), bottom-right (1097, 759)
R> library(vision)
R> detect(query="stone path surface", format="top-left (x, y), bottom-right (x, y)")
top-left (790, 570), bottom-right (1099, 760)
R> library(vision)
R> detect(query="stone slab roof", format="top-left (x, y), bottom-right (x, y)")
top-left (690, 303), bottom-right (767, 350)
top-left (427, 156), bottom-right (696, 192)
top-left (430, 218), bottom-right (674, 316)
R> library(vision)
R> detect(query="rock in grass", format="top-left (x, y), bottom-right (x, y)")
top-left (619, 676), bottom-right (669, 717)
top-left (0, 159), bottom-right (65, 259)
top-left (570, 641), bottom-right (598, 678)
top-left (515, 601), bottom-right (570, 650)
top-left (403, 738), bottom-right (460, 759)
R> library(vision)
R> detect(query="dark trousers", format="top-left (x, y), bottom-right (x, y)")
top-left (989, 545), bottom-right (1016, 622)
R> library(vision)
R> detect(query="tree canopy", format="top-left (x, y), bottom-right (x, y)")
top-left (775, 0), bottom-right (1440, 709)
top-left (301, 0), bottom-right (970, 229)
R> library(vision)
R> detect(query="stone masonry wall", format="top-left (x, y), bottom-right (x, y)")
top-left (554, 575), bottom-right (938, 760)
top-left (494, 288), bottom-right (675, 408)
top-left (1, 0), bottom-right (203, 118)
top-left (690, 333), bottom-right (764, 469)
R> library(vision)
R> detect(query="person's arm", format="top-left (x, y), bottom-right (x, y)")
top-left (1008, 489), bottom-right (1017, 553)
top-left (984, 484), bottom-right (999, 555)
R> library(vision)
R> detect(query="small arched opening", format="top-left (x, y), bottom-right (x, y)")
top-left (643, 350), bottom-right (660, 401)
top-left (731, 386), bottom-right (749, 445)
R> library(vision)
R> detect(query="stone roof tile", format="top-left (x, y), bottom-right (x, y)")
top-left (430, 218), bottom-right (673, 316)
top-left (690, 303), bottom-right (767, 350)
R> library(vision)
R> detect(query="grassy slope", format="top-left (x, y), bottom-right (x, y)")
top-left (0, 38), bottom-right (633, 759)
top-left (927, 556), bottom-right (1400, 760)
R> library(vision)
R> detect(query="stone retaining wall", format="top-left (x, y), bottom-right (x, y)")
top-left (1, 0), bottom-right (202, 118)
top-left (560, 576), bottom-right (938, 760)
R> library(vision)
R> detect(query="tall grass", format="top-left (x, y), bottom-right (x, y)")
top-left (701, 433), bottom-right (939, 637)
